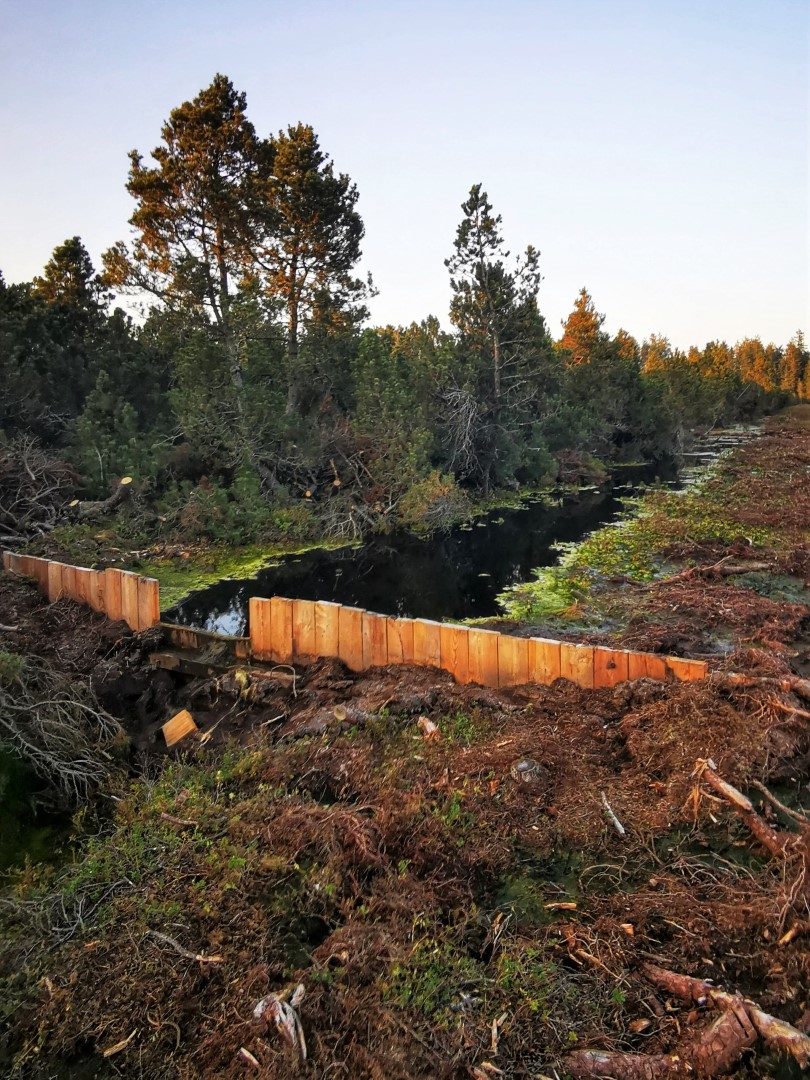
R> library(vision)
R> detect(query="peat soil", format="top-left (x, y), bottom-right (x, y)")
top-left (1, 417), bottom-right (810, 1079)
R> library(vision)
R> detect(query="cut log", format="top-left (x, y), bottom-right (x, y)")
top-left (72, 477), bottom-right (133, 521)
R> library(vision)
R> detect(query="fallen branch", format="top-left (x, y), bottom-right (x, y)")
top-left (601, 792), bottom-right (627, 837)
top-left (145, 930), bottom-right (223, 964)
top-left (567, 965), bottom-right (810, 1078)
top-left (641, 964), bottom-right (810, 1067)
top-left (693, 759), bottom-right (797, 859)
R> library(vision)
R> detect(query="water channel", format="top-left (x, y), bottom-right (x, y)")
top-left (167, 466), bottom-right (671, 634)
top-left (166, 430), bottom-right (758, 635)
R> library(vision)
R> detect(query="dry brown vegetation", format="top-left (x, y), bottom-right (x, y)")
top-left (1, 413), bottom-right (809, 1079)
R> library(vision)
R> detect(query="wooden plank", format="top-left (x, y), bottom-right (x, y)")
top-left (137, 576), bottom-right (160, 629)
top-left (104, 568), bottom-right (123, 622)
top-left (594, 647), bottom-right (630, 688)
top-left (314, 601), bottom-right (341, 660)
top-left (362, 611), bottom-right (389, 668)
top-left (666, 656), bottom-right (708, 682)
top-left (61, 564), bottom-right (78, 604)
top-left (162, 709), bottom-right (198, 748)
top-left (529, 638), bottom-right (562, 685)
top-left (468, 628), bottom-right (499, 687)
top-left (412, 618), bottom-right (442, 668)
top-left (2, 551), bottom-right (21, 574)
top-left (627, 651), bottom-right (649, 681)
top-left (560, 642), bottom-right (595, 688)
top-left (120, 570), bottom-right (140, 631)
top-left (17, 555), bottom-right (35, 578)
top-left (269, 596), bottom-right (294, 663)
top-left (249, 596), bottom-right (272, 659)
top-left (32, 557), bottom-right (49, 593)
top-left (498, 634), bottom-right (530, 687)
top-left (47, 561), bottom-right (65, 602)
top-left (338, 606), bottom-right (365, 671)
top-left (386, 617), bottom-right (414, 665)
top-left (292, 599), bottom-right (317, 661)
top-left (440, 624), bottom-right (469, 685)
top-left (644, 653), bottom-right (669, 681)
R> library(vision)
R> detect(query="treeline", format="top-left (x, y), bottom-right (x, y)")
top-left (0, 74), bottom-right (806, 547)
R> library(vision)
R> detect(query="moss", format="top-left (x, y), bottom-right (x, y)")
top-left (498, 448), bottom-right (778, 622)
top-left (135, 538), bottom-right (356, 609)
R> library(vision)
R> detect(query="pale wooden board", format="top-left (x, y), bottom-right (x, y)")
top-left (468, 628), bottom-right (499, 687)
top-left (292, 599), bottom-right (317, 661)
top-left (560, 642), bottom-right (595, 688)
top-left (498, 634), bottom-right (530, 687)
top-left (440, 624), bottom-right (469, 685)
top-left (103, 569), bottom-right (123, 622)
top-left (138, 576), bottom-right (160, 628)
top-left (61, 564), bottom-right (78, 605)
top-left (363, 611), bottom-right (389, 668)
top-left (644, 654), bottom-right (669, 681)
top-left (627, 651), bottom-right (649, 681)
top-left (594, 647), bottom-right (630, 688)
top-left (47, 561), bottom-right (65, 602)
top-left (162, 709), bottom-right (198, 747)
top-left (120, 571), bottom-right (141, 631)
top-left (529, 638), bottom-right (562, 685)
top-left (338, 606), bottom-right (365, 671)
top-left (269, 597), bottom-right (294, 663)
top-left (666, 656), bottom-right (708, 682)
top-left (315, 601), bottom-right (341, 659)
top-left (248, 597), bottom-right (272, 659)
top-left (412, 619), bottom-right (442, 668)
top-left (386, 617), bottom-right (414, 665)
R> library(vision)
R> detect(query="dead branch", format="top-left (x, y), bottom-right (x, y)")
top-left (693, 759), bottom-right (802, 859)
top-left (0, 650), bottom-right (122, 804)
top-left (641, 964), bottom-right (810, 1067)
top-left (145, 930), bottom-right (223, 964)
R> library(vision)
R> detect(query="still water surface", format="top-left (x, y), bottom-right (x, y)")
top-left (167, 466), bottom-right (672, 635)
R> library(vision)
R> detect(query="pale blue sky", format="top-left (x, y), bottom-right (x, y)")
top-left (1, 0), bottom-right (807, 348)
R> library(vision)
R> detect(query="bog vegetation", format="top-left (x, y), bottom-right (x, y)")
top-left (1, 74), bottom-right (807, 553)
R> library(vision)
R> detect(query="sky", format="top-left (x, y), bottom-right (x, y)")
top-left (0, 0), bottom-right (807, 349)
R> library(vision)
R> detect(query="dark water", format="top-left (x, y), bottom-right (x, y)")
top-left (167, 465), bottom-right (672, 635)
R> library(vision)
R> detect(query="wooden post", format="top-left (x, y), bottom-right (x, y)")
top-left (594, 647), bottom-right (630, 688)
top-left (560, 642), bottom-right (595, 688)
top-left (386, 617), bottom-right (415, 665)
top-left (292, 599), bottom-right (317, 661)
top-left (269, 596), bottom-right (294, 663)
top-left (338, 606), bottom-right (365, 671)
top-left (498, 634), bottom-right (530, 687)
top-left (468, 628), bottom-right (499, 687)
top-left (362, 611), bottom-right (389, 668)
top-left (314, 601), bottom-right (341, 660)
top-left (413, 618), bottom-right (442, 668)
top-left (440, 624), bottom-right (469, 685)
top-left (529, 637), bottom-right (562, 685)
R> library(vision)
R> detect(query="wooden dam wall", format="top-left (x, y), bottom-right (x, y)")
top-left (3, 551), bottom-right (708, 688)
